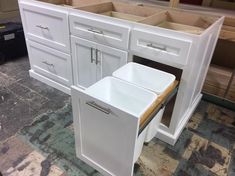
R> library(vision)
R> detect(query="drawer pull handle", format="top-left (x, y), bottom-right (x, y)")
top-left (86, 101), bottom-right (111, 114)
top-left (146, 43), bottom-right (166, 51)
top-left (42, 61), bottom-right (54, 67)
top-left (36, 25), bottom-right (49, 30)
top-left (87, 28), bottom-right (103, 34)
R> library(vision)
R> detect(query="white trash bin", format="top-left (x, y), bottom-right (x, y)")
top-left (113, 62), bottom-right (175, 143)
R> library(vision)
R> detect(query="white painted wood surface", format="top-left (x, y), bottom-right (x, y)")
top-left (19, 0), bottom-right (70, 53)
top-left (71, 76), bottom-right (160, 176)
top-left (27, 40), bottom-right (73, 87)
top-left (71, 36), bottom-right (127, 89)
top-left (19, 0), bottom-right (224, 154)
top-left (69, 10), bottom-right (131, 50)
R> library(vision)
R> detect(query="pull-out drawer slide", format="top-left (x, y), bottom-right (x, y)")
top-left (139, 80), bottom-right (179, 134)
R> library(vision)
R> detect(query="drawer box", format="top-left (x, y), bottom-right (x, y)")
top-left (27, 40), bottom-right (72, 87)
top-left (20, 0), bottom-right (70, 53)
top-left (130, 28), bottom-right (192, 66)
top-left (69, 11), bottom-right (130, 50)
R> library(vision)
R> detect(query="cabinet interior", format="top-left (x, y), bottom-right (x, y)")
top-left (37, 0), bottom-right (219, 34)
top-left (78, 1), bottom-right (162, 22)
top-left (133, 56), bottom-right (183, 128)
top-left (37, 0), bottom-right (110, 8)
top-left (139, 10), bottom-right (218, 35)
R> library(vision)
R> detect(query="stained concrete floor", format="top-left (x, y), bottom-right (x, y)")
top-left (0, 56), bottom-right (70, 142)
top-left (0, 56), bottom-right (235, 176)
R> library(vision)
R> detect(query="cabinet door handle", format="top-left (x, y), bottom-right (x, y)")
top-left (87, 28), bottom-right (103, 34)
top-left (95, 49), bottom-right (99, 65)
top-left (86, 101), bottom-right (111, 114)
top-left (36, 25), bottom-right (49, 30)
top-left (91, 48), bottom-right (94, 63)
top-left (42, 61), bottom-right (54, 67)
top-left (146, 43), bottom-right (166, 51)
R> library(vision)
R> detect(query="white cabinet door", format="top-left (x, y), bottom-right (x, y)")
top-left (72, 36), bottom-right (127, 89)
top-left (97, 43), bottom-right (128, 81)
top-left (71, 37), bottom-right (97, 89)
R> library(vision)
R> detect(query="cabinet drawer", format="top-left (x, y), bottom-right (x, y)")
top-left (19, 1), bottom-right (70, 53)
top-left (69, 12), bottom-right (130, 50)
top-left (130, 28), bottom-right (192, 66)
top-left (27, 40), bottom-right (72, 87)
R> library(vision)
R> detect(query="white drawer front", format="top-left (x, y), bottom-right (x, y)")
top-left (72, 87), bottom-right (139, 176)
top-left (130, 29), bottom-right (192, 66)
top-left (69, 13), bottom-right (130, 50)
top-left (20, 1), bottom-right (70, 53)
top-left (27, 40), bottom-right (72, 86)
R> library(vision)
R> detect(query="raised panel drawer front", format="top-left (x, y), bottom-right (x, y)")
top-left (130, 28), bottom-right (192, 66)
top-left (27, 40), bottom-right (72, 87)
top-left (69, 12), bottom-right (130, 50)
top-left (20, 1), bottom-right (70, 53)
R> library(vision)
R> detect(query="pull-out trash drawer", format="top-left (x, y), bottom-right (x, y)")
top-left (71, 62), bottom-right (178, 176)
top-left (72, 77), bottom-right (158, 176)
top-left (113, 62), bottom-right (176, 142)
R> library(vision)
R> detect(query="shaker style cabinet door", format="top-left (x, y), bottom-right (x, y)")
top-left (96, 43), bottom-right (128, 81)
top-left (71, 37), bottom-right (97, 89)
top-left (71, 36), bottom-right (128, 89)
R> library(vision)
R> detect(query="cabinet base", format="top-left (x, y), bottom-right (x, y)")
top-left (156, 93), bottom-right (202, 145)
top-left (29, 70), bottom-right (71, 95)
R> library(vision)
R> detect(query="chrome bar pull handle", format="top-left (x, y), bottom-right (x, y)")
top-left (87, 28), bottom-right (103, 34)
top-left (146, 43), bottom-right (166, 51)
top-left (42, 61), bottom-right (54, 67)
top-left (95, 49), bottom-right (99, 65)
top-left (86, 101), bottom-right (111, 114)
top-left (36, 25), bottom-right (49, 30)
top-left (91, 48), bottom-right (93, 63)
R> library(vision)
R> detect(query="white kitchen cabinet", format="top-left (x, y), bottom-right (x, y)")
top-left (71, 36), bottom-right (127, 89)
top-left (19, 0), bottom-right (224, 175)
top-left (19, 0), bottom-right (224, 146)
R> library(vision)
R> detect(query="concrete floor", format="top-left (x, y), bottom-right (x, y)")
top-left (0, 56), bottom-right (235, 176)
top-left (0, 56), bottom-right (69, 142)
